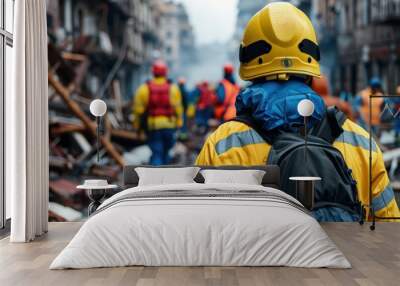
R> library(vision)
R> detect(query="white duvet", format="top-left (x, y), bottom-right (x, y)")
top-left (50, 183), bottom-right (351, 269)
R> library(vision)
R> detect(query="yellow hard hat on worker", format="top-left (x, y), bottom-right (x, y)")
top-left (239, 2), bottom-right (321, 81)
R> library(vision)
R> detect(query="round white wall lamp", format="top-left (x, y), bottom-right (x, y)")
top-left (297, 99), bottom-right (315, 164)
top-left (297, 99), bottom-right (315, 117)
top-left (90, 99), bottom-right (107, 163)
top-left (90, 99), bottom-right (107, 117)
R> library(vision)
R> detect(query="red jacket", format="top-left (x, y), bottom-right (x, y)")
top-left (197, 84), bottom-right (215, 110)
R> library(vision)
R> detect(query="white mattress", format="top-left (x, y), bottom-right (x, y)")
top-left (50, 183), bottom-right (351, 269)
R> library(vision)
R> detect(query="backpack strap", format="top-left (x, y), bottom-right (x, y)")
top-left (310, 106), bottom-right (347, 144)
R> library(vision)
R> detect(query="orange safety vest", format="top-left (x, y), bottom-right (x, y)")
top-left (215, 79), bottom-right (240, 121)
top-left (359, 88), bottom-right (384, 126)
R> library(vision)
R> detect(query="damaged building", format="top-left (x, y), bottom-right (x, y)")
top-left (314, 0), bottom-right (400, 95)
top-left (45, 0), bottom-right (195, 221)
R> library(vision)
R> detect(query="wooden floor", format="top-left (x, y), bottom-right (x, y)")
top-left (0, 223), bottom-right (399, 286)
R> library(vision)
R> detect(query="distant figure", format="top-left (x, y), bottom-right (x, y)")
top-left (132, 60), bottom-right (183, 165)
top-left (178, 77), bottom-right (190, 140)
top-left (215, 64), bottom-right (240, 122)
top-left (194, 81), bottom-right (215, 134)
top-left (311, 76), bottom-right (354, 120)
top-left (394, 86), bottom-right (400, 141)
top-left (355, 77), bottom-right (384, 134)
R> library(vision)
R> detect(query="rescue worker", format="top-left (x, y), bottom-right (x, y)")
top-left (194, 81), bottom-right (216, 134)
top-left (311, 75), bottom-right (354, 120)
top-left (215, 64), bottom-right (240, 122)
top-left (355, 77), bottom-right (384, 135)
top-left (196, 2), bottom-right (400, 221)
top-left (177, 77), bottom-right (190, 140)
top-left (132, 60), bottom-right (183, 165)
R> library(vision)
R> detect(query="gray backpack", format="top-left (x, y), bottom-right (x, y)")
top-left (233, 107), bottom-right (363, 221)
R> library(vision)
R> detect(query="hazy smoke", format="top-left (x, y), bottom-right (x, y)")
top-left (178, 42), bottom-right (234, 88)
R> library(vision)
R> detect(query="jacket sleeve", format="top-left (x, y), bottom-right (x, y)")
top-left (371, 147), bottom-right (400, 220)
top-left (132, 84), bottom-right (149, 130)
top-left (170, 84), bottom-right (184, 128)
top-left (195, 135), bottom-right (219, 166)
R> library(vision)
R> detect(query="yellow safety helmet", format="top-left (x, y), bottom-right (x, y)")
top-left (239, 2), bottom-right (321, 81)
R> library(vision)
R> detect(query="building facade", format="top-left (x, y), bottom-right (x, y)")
top-left (312, 0), bottom-right (340, 92)
top-left (315, 0), bottom-right (400, 96)
top-left (230, 0), bottom-right (266, 64)
top-left (157, 1), bottom-right (195, 78)
top-left (46, 0), bottom-right (194, 98)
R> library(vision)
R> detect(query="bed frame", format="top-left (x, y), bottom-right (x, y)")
top-left (122, 165), bottom-right (281, 189)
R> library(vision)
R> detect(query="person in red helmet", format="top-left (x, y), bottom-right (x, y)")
top-left (194, 81), bottom-right (216, 134)
top-left (132, 60), bottom-right (183, 165)
top-left (177, 77), bottom-right (191, 140)
top-left (214, 64), bottom-right (240, 122)
top-left (152, 60), bottom-right (168, 77)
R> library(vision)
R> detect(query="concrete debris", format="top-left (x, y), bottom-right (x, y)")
top-left (123, 145), bottom-right (152, 165)
top-left (46, 0), bottom-right (198, 221)
top-left (49, 202), bottom-right (84, 222)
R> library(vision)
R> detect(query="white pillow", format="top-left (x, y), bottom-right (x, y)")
top-left (200, 169), bottom-right (266, 185)
top-left (135, 167), bottom-right (200, 186)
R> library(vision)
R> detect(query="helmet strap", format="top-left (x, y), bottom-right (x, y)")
top-left (252, 74), bottom-right (313, 84)
top-left (266, 74), bottom-right (290, 81)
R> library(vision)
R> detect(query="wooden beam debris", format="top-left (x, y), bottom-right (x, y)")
top-left (48, 72), bottom-right (125, 166)
top-left (50, 122), bottom-right (139, 141)
top-left (62, 52), bottom-right (87, 62)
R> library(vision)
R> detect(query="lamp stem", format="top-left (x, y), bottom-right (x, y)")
top-left (304, 116), bottom-right (308, 164)
top-left (96, 116), bottom-right (100, 163)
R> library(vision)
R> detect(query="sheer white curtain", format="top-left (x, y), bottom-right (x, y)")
top-left (7, 0), bottom-right (49, 242)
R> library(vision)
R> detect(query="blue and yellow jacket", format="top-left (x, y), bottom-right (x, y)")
top-left (132, 77), bottom-right (183, 130)
top-left (196, 80), bottom-right (400, 220)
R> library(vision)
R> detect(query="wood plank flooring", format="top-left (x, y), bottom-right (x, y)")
top-left (0, 222), bottom-right (399, 286)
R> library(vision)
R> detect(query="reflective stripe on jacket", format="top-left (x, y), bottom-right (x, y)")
top-left (132, 77), bottom-right (183, 130)
top-left (215, 79), bottom-right (240, 121)
top-left (195, 119), bottom-right (400, 220)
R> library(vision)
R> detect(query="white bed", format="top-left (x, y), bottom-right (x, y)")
top-left (50, 183), bottom-right (351, 269)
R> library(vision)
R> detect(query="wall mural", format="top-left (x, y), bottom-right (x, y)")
top-left (45, 0), bottom-right (400, 224)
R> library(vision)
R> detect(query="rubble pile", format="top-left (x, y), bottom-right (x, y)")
top-left (48, 43), bottom-right (141, 221)
top-left (45, 0), bottom-right (199, 221)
